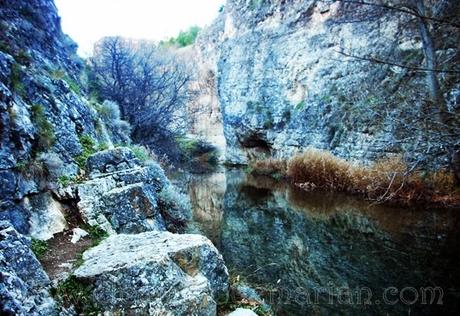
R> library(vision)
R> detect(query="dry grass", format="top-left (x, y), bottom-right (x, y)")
top-left (287, 149), bottom-right (351, 191)
top-left (253, 148), bottom-right (460, 207)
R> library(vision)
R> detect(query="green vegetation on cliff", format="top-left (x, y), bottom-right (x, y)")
top-left (162, 26), bottom-right (201, 47)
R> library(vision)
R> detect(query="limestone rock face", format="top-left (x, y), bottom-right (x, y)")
top-left (0, 221), bottom-right (57, 315)
top-left (76, 148), bottom-right (191, 234)
top-left (0, 0), bottom-right (119, 233)
top-left (195, 0), bottom-right (460, 167)
top-left (74, 231), bottom-right (229, 315)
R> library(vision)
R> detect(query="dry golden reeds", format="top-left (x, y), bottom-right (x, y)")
top-left (250, 148), bottom-right (459, 206)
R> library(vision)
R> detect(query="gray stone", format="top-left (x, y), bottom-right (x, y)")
top-left (0, 221), bottom-right (58, 315)
top-left (86, 147), bottom-right (140, 175)
top-left (228, 308), bottom-right (258, 316)
top-left (101, 183), bottom-right (165, 233)
top-left (74, 231), bottom-right (229, 315)
top-left (26, 192), bottom-right (67, 240)
top-left (0, 170), bottom-right (16, 202)
top-left (75, 163), bottom-right (179, 233)
top-left (0, 203), bottom-right (30, 235)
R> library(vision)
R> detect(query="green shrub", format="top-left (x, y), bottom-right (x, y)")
top-left (10, 63), bottom-right (26, 97)
top-left (86, 225), bottom-right (109, 246)
top-left (96, 100), bottom-right (120, 121)
top-left (263, 119), bottom-right (273, 129)
top-left (130, 144), bottom-right (151, 162)
top-left (175, 136), bottom-right (219, 167)
top-left (158, 185), bottom-right (191, 216)
top-left (175, 136), bottom-right (200, 154)
top-left (14, 160), bottom-right (28, 173)
top-left (97, 142), bottom-right (109, 151)
top-left (58, 175), bottom-right (75, 186)
top-left (14, 158), bottom-right (49, 181)
top-left (52, 276), bottom-right (100, 315)
top-left (14, 49), bottom-right (31, 66)
top-left (30, 239), bottom-right (48, 258)
top-left (49, 68), bottom-right (81, 94)
top-left (295, 100), bottom-right (306, 111)
top-left (163, 26), bottom-right (201, 47)
top-left (30, 104), bottom-right (55, 151)
top-left (75, 135), bottom-right (97, 168)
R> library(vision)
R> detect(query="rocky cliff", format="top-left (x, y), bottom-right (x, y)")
top-left (195, 0), bottom-right (460, 167)
top-left (0, 0), bottom-right (111, 233)
top-left (0, 1), bottom-right (230, 314)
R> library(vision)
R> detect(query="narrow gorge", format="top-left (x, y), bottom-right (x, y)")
top-left (1, 0), bottom-right (459, 315)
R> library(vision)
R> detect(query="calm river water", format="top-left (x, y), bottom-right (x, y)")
top-left (175, 168), bottom-right (460, 315)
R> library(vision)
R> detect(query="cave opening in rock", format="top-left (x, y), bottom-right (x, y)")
top-left (239, 133), bottom-right (272, 153)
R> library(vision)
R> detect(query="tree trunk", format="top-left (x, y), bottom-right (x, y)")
top-left (415, 0), bottom-right (448, 122)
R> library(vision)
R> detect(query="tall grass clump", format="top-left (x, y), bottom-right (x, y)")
top-left (287, 149), bottom-right (351, 191)
top-left (245, 148), bottom-right (460, 206)
top-left (284, 148), bottom-right (459, 206)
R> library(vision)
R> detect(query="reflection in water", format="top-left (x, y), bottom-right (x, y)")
top-left (184, 168), bottom-right (460, 315)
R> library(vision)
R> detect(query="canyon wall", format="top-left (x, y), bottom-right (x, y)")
top-left (195, 0), bottom-right (460, 167)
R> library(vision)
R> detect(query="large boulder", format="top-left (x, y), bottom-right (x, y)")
top-left (100, 183), bottom-right (165, 233)
top-left (75, 166), bottom-right (170, 234)
top-left (74, 150), bottom-right (190, 234)
top-left (26, 192), bottom-right (67, 240)
top-left (74, 231), bottom-right (229, 315)
top-left (0, 221), bottom-right (57, 315)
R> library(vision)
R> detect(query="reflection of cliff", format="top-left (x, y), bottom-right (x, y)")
top-left (216, 170), bottom-right (460, 315)
top-left (188, 171), bottom-right (227, 248)
top-left (243, 173), bottom-right (460, 244)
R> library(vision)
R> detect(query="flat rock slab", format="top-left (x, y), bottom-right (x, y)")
top-left (74, 231), bottom-right (229, 315)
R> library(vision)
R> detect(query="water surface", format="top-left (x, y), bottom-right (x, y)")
top-left (179, 168), bottom-right (460, 315)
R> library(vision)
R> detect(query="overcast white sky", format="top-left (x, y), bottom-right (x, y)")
top-left (54, 0), bottom-right (224, 56)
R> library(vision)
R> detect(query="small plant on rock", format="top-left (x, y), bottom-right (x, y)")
top-left (52, 276), bottom-right (100, 315)
top-left (10, 62), bottom-right (26, 97)
top-left (30, 104), bottom-right (55, 152)
top-left (75, 134), bottom-right (97, 168)
top-left (30, 239), bottom-right (48, 259)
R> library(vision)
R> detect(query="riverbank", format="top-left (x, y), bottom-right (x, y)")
top-left (247, 148), bottom-right (460, 208)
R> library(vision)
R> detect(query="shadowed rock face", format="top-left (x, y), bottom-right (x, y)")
top-left (74, 231), bottom-right (229, 315)
top-left (86, 147), bottom-right (141, 176)
top-left (0, 0), bottom-right (118, 234)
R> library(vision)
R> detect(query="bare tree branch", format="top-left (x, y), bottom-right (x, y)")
top-left (335, 49), bottom-right (460, 73)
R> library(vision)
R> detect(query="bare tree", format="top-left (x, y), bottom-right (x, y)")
top-left (91, 37), bottom-right (134, 117)
top-left (90, 37), bottom-right (196, 146)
